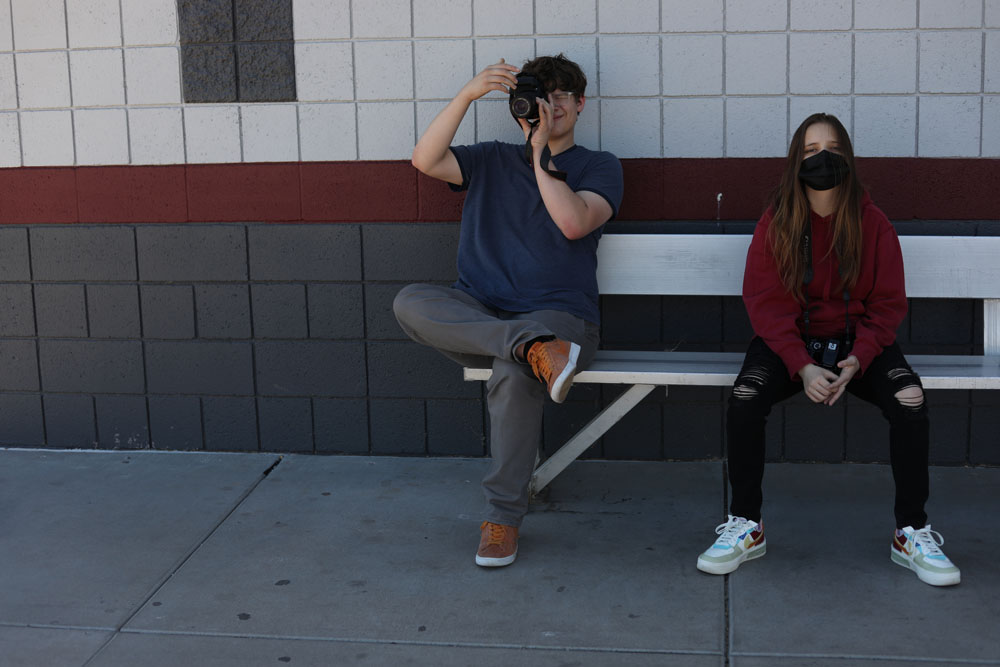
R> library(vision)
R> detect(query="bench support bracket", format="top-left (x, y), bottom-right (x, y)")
top-left (530, 383), bottom-right (657, 496)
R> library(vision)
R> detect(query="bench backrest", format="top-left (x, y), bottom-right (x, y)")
top-left (596, 234), bottom-right (1000, 354)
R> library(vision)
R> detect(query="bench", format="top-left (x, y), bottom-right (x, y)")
top-left (464, 234), bottom-right (1000, 495)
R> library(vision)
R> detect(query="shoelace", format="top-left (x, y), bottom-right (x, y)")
top-left (909, 525), bottom-right (946, 557)
top-left (713, 515), bottom-right (751, 547)
top-left (482, 522), bottom-right (509, 547)
top-left (528, 346), bottom-right (553, 383)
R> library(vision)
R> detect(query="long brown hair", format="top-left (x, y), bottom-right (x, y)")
top-left (767, 113), bottom-right (864, 302)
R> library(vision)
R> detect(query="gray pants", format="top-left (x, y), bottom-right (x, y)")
top-left (393, 283), bottom-right (600, 526)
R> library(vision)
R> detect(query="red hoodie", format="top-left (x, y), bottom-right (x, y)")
top-left (742, 193), bottom-right (907, 379)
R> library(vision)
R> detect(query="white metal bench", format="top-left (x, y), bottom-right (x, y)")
top-left (464, 234), bottom-right (1000, 495)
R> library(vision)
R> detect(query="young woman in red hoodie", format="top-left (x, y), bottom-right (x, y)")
top-left (696, 114), bottom-right (960, 587)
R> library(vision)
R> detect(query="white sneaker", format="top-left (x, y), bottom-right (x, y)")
top-left (891, 525), bottom-right (960, 587)
top-left (696, 515), bottom-right (766, 575)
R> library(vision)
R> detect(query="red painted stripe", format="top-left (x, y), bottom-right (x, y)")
top-left (1, 158), bottom-right (997, 224)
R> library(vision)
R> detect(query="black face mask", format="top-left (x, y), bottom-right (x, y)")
top-left (798, 150), bottom-right (849, 191)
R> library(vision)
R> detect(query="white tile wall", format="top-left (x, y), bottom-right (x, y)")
top-left (598, 0), bottom-right (658, 34)
top-left (293, 0), bottom-right (351, 40)
top-left (414, 0), bottom-right (472, 37)
top-left (67, 0), bottom-right (121, 49)
top-left (20, 110), bottom-right (74, 165)
top-left (601, 98), bottom-right (660, 157)
top-left (918, 96), bottom-right (982, 157)
top-left (474, 0), bottom-right (534, 37)
top-left (0, 112), bottom-right (20, 167)
top-left (989, 1), bottom-right (1000, 28)
top-left (537, 0), bottom-right (596, 35)
top-left (357, 102), bottom-right (415, 159)
top-left (662, 0), bottom-right (723, 32)
top-left (11, 0), bottom-right (66, 50)
top-left (919, 32), bottom-right (982, 93)
top-left (0, 2), bottom-right (12, 51)
top-left (789, 96), bottom-right (852, 136)
top-left (726, 0), bottom-right (787, 32)
top-left (789, 32), bottom-right (851, 94)
top-left (70, 49), bottom-right (126, 107)
top-left (300, 103), bottom-right (358, 160)
top-left (790, 0), bottom-right (851, 31)
top-left (599, 35), bottom-right (659, 96)
top-left (663, 98), bottom-right (724, 157)
top-left (415, 40), bottom-right (474, 99)
top-left (920, 0), bottom-right (983, 29)
top-left (184, 106), bottom-right (241, 163)
top-left (726, 34), bottom-right (786, 95)
top-left (662, 35), bottom-right (723, 96)
top-left (983, 96), bottom-right (1000, 155)
top-left (353, 0), bottom-right (411, 39)
top-left (242, 104), bottom-right (299, 162)
top-left (128, 106), bottom-right (185, 164)
top-left (0, 54), bottom-right (16, 109)
top-left (855, 0), bottom-right (917, 29)
top-left (726, 97), bottom-right (788, 157)
top-left (986, 32), bottom-right (1000, 93)
top-left (355, 41), bottom-right (414, 100)
top-left (474, 38), bottom-right (535, 81)
top-left (124, 47), bottom-right (181, 104)
top-left (16, 52), bottom-right (71, 109)
top-left (855, 32), bottom-right (917, 94)
top-left (121, 0), bottom-right (178, 46)
top-left (854, 96), bottom-right (916, 156)
top-left (75, 108), bottom-right (129, 164)
top-left (295, 42), bottom-right (354, 102)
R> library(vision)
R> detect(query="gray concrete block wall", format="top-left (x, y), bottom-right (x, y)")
top-left (0, 221), bottom-right (996, 466)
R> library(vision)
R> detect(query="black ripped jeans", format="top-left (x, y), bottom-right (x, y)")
top-left (727, 337), bottom-right (930, 529)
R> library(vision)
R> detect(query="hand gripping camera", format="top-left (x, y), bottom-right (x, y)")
top-left (509, 74), bottom-right (545, 121)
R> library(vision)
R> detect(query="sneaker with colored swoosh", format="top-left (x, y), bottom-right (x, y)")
top-left (696, 515), bottom-right (766, 575)
top-left (891, 525), bottom-right (960, 587)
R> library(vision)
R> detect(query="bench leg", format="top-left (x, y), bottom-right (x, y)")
top-left (530, 383), bottom-right (657, 496)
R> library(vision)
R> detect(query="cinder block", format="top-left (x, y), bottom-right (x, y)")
top-left (789, 33), bottom-right (851, 94)
top-left (663, 401), bottom-right (724, 459)
top-left (364, 283), bottom-right (411, 340)
top-left (844, 394), bottom-right (889, 463)
top-left (920, 0), bottom-right (982, 28)
top-left (414, 0), bottom-right (471, 37)
top-left (257, 397), bottom-right (312, 452)
top-left (145, 341), bottom-right (254, 395)
top-left (19, 110), bottom-right (74, 166)
top-left (39, 340), bottom-right (144, 393)
top-left (299, 104), bottom-right (358, 160)
top-left (0, 394), bottom-right (44, 446)
top-left (242, 104), bottom-right (298, 162)
top-left (855, 32), bottom-right (917, 94)
top-left (355, 41), bottom-right (413, 101)
top-left (910, 300), bottom-right (973, 345)
top-left (536, 0), bottom-right (595, 34)
top-left (184, 106), bottom-right (241, 163)
top-left (603, 400), bottom-right (661, 460)
top-left (367, 341), bottom-right (479, 398)
top-left (252, 284), bottom-right (308, 339)
top-left (181, 44), bottom-right (237, 103)
top-left (149, 396), bottom-right (203, 450)
top-left (783, 397), bottom-right (845, 462)
top-left (248, 225), bottom-right (361, 281)
top-left (76, 105), bottom-right (128, 167)
top-left (195, 285), bottom-right (251, 339)
top-left (177, 0), bottom-right (232, 43)
top-left (725, 0), bottom-right (786, 31)
top-left (292, 0), bottom-right (350, 40)
top-left (598, 35), bottom-right (659, 97)
top-left (203, 396), bottom-right (258, 451)
top-left (542, 398), bottom-right (600, 458)
top-left (308, 284), bottom-right (364, 339)
top-left (70, 49), bottom-right (126, 106)
top-left (426, 399), bottom-right (483, 455)
top-left (600, 98), bottom-right (661, 159)
top-left (370, 398), bottom-right (425, 454)
top-left (34, 284), bottom-right (87, 337)
top-left (918, 97), bottom-right (982, 158)
top-left (601, 295), bottom-right (661, 347)
top-left (0, 113), bottom-right (18, 168)
top-left (986, 33), bottom-right (1000, 93)
top-left (990, 0), bottom-right (1000, 27)
top-left (599, 0), bottom-right (660, 33)
top-left (141, 285), bottom-right (195, 339)
top-left (43, 394), bottom-right (97, 448)
top-left (357, 102), bottom-right (415, 160)
top-left (0, 340), bottom-right (39, 391)
top-left (256, 341), bottom-right (366, 397)
top-left (473, 39), bottom-right (535, 85)
top-left (235, 0), bottom-right (292, 40)
top-left (472, 0), bottom-right (532, 36)
top-left (854, 96), bottom-right (916, 157)
top-left (31, 226), bottom-right (137, 281)
top-left (0, 284), bottom-right (35, 336)
top-left (314, 398), bottom-right (369, 453)
top-left (662, 35), bottom-right (723, 96)
top-left (855, 0), bottom-right (916, 29)
top-left (726, 34), bottom-right (786, 95)
top-left (122, 0), bottom-right (178, 46)
top-left (919, 32), bottom-right (982, 94)
top-left (88, 285), bottom-right (141, 339)
top-left (237, 42), bottom-right (296, 102)
top-left (295, 43), bottom-right (353, 101)
top-left (0, 3), bottom-right (9, 51)
top-left (352, 0), bottom-right (410, 38)
top-left (790, 0), bottom-right (851, 29)
top-left (95, 395), bottom-right (149, 449)
top-left (789, 97), bottom-right (852, 136)
top-left (124, 47), bottom-right (182, 105)
top-left (128, 107), bottom-right (185, 165)
top-left (0, 228), bottom-right (30, 280)
top-left (662, 98), bottom-right (724, 158)
top-left (414, 40), bottom-right (474, 100)
top-left (984, 97), bottom-right (1000, 157)
top-left (725, 97), bottom-right (787, 158)
top-left (11, 0), bottom-right (66, 49)
top-left (138, 226), bottom-right (247, 281)
top-left (15, 52), bottom-right (70, 109)
top-left (362, 224), bottom-right (458, 282)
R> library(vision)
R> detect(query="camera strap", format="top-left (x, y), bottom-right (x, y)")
top-left (801, 220), bottom-right (852, 348)
top-left (524, 123), bottom-right (568, 182)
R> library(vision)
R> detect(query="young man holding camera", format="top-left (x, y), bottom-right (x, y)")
top-left (393, 54), bottom-right (623, 567)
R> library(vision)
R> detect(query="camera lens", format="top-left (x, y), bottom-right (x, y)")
top-left (511, 97), bottom-right (532, 117)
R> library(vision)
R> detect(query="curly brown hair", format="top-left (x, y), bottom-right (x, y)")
top-left (520, 54), bottom-right (587, 97)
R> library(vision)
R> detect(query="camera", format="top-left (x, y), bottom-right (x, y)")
top-left (807, 338), bottom-right (845, 371)
top-left (509, 74), bottom-right (545, 121)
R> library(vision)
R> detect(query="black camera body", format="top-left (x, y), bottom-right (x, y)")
top-left (509, 74), bottom-right (545, 121)
top-left (807, 338), bottom-right (847, 371)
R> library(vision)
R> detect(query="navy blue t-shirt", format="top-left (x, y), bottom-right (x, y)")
top-left (449, 141), bottom-right (623, 324)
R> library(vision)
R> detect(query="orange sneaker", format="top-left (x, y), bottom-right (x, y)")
top-left (526, 338), bottom-right (580, 404)
top-left (476, 521), bottom-right (518, 567)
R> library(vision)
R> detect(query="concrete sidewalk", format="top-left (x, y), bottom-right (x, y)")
top-left (1, 449), bottom-right (998, 667)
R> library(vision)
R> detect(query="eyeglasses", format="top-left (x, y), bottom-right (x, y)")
top-left (550, 92), bottom-right (576, 104)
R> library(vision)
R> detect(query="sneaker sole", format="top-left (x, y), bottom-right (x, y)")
top-left (476, 550), bottom-right (517, 567)
top-left (890, 549), bottom-right (960, 587)
top-left (549, 342), bottom-right (580, 404)
top-left (697, 543), bottom-right (766, 575)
